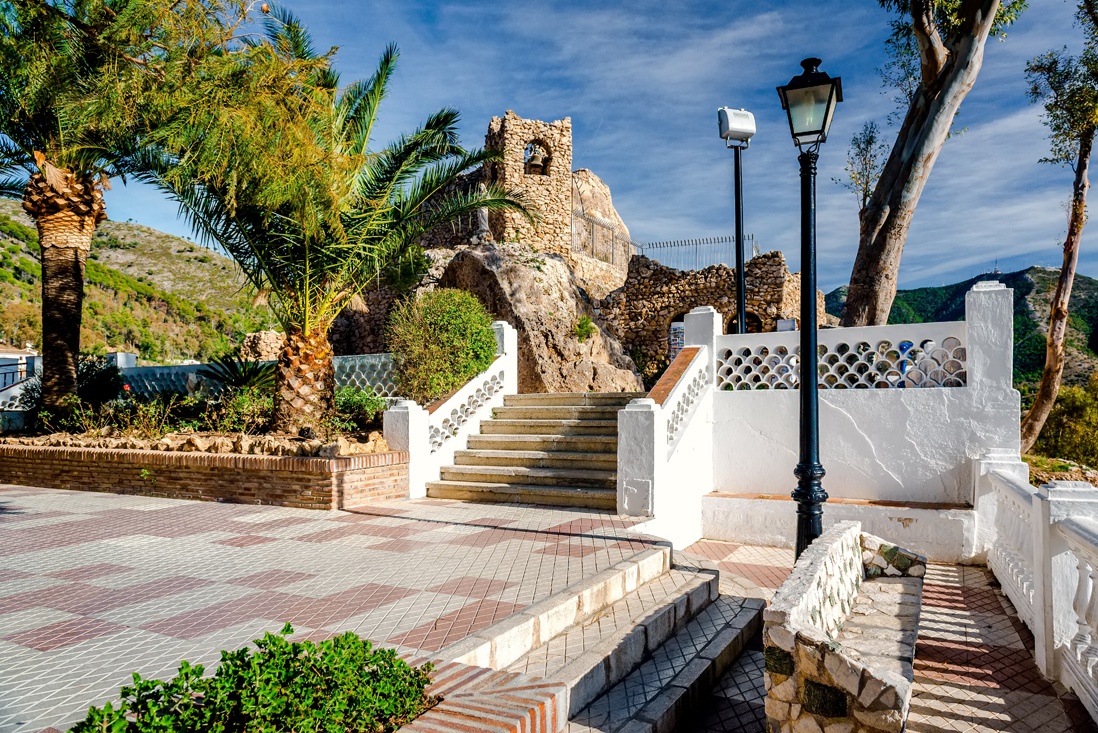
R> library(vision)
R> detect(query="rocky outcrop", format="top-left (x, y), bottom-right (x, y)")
top-left (0, 430), bottom-right (389, 457)
top-left (440, 243), bottom-right (643, 393)
top-left (572, 168), bottom-right (630, 240)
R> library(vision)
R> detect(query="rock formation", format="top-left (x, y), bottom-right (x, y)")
top-left (572, 168), bottom-right (631, 239)
top-left (440, 243), bottom-right (643, 393)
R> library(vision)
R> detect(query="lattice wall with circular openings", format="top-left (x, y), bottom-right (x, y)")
top-left (716, 337), bottom-right (967, 390)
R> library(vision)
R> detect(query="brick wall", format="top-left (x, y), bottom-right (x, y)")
top-left (0, 446), bottom-right (409, 510)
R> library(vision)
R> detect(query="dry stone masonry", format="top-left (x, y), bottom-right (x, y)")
top-left (597, 251), bottom-right (824, 377)
top-left (763, 521), bottom-right (926, 733)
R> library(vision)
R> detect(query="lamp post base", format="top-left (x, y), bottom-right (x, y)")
top-left (793, 462), bottom-right (827, 557)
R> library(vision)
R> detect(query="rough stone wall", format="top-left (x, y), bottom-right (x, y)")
top-left (328, 289), bottom-right (402, 356)
top-left (240, 330), bottom-right (284, 361)
top-left (596, 251), bottom-right (821, 376)
top-left (485, 111), bottom-right (574, 259)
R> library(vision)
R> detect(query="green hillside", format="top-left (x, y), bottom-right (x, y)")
top-left (0, 205), bottom-right (275, 364)
top-left (825, 268), bottom-right (1098, 388)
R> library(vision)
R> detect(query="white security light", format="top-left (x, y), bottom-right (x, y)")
top-left (718, 107), bottom-right (756, 148)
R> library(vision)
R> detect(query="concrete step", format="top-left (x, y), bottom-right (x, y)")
top-left (426, 480), bottom-right (617, 510)
top-left (454, 449), bottom-right (618, 471)
top-left (505, 392), bottom-right (646, 407)
top-left (466, 434), bottom-right (618, 453)
top-left (492, 405), bottom-right (624, 421)
top-left (439, 465), bottom-right (617, 490)
top-left (567, 594), bottom-right (765, 733)
top-left (439, 546), bottom-right (672, 670)
top-left (507, 564), bottom-right (719, 717)
top-left (480, 419), bottom-right (619, 436)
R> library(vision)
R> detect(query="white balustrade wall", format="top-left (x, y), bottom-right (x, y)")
top-left (384, 321), bottom-right (519, 498)
top-left (709, 282), bottom-right (1018, 507)
top-left (618, 306), bottom-right (717, 548)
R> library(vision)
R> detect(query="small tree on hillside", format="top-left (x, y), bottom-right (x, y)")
top-left (1020, 6), bottom-right (1098, 453)
top-left (841, 0), bottom-right (1027, 327)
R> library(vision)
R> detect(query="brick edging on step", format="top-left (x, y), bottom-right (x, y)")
top-left (0, 444), bottom-right (410, 510)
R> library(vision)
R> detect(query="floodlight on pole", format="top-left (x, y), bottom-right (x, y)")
top-left (718, 107), bottom-right (755, 335)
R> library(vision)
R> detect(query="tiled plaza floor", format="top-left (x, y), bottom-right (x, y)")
top-left (0, 485), bottom-right (658, 732)
top-left (683, 539), bottom-right (1098, 733)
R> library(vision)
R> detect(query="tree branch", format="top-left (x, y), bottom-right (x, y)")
top-left (911, 0), bottom-right (948, 86)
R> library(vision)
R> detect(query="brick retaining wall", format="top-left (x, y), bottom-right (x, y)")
top-left (0, 445), bottom-right (409, 510)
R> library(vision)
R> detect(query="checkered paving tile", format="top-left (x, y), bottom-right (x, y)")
top-left (681, 539), bottom-right (1098, 733)
top-left (0, 485), bottom-right (656, 732)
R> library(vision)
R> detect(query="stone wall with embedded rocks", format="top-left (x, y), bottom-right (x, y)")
top-left (0, 444), bottom-right (408, 510)
top-left (241, 330), bottom-right (283, 361)
top-left (763, 521), bottom-right (926, 733)
top-left (595, 251), bottom-right (824, 377)
top-left (485, 111), bottom-right (574, 260)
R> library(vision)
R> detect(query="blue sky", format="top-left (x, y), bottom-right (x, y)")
top-left (105, 0), bottom-right (1083, 291)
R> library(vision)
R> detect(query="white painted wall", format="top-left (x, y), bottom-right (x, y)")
top-left (710, 283), bottom-right (1019, 506)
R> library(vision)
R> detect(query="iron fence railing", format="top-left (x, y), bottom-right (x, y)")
top-left (570, 210), bottom-right (643, 267)
top-left (635, 234), bottom-right (756, 272)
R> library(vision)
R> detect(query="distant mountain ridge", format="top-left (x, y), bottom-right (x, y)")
top-left (826, 268), bottom-right (1098, 387)
top-left (0, 200), bottom-right (274, 364)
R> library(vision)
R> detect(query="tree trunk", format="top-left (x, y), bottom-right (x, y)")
top-left (273, 327), bottom-right (335, 434)
top-left (22, 169), bottom-right (106, 407)
top-left (1020, 130), bottom-right (1094, 454)
top-left (841, 0), bottom-right (1000, 327)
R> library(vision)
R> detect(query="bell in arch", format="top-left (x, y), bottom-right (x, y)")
top-left (524, 144), bottom-right (548, 175)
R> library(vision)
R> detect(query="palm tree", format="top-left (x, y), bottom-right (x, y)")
top-left (155, 10), bottom-right (529, 433)
top-left (0, 0), bottom-right (256, 407)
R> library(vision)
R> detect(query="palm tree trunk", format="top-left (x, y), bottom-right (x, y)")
top-left (1020, 129), bottom-right (1094, 453)
top-left (274, 327), bottom-right (335, 434)
top-left (23, 169), bottom-right (105, 407)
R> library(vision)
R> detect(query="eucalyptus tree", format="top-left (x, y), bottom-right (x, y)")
top-left (1019, 3), bottom-right (1098, 452)
top-left (841, 0), bottom-right (1027, 327)
top-left (0, 0), bottom-right (265, 407)
top-left (156, 10), bottom-right (529, 433)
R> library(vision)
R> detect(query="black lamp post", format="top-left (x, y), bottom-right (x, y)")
top-left (718, 107), bottom-right (756, 334)
top-left (776, 58), bottom-right (842, 558)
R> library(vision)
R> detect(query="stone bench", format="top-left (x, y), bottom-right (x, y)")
top-left (762, 521), bottom-right (926, 733)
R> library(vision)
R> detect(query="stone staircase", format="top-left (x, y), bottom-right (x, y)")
top-left (437, 545), bottom-right (764, 733)
top-left (426, 392), bottom-right (645, 510)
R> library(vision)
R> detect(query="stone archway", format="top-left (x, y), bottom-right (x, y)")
top-left (726, 312), bottom-right (764, 335)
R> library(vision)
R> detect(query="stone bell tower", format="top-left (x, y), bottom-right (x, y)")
top-left (484, 111), bottom-right (573, 259)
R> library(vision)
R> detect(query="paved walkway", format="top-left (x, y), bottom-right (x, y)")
top-left (683, 539), bottom-right (1098, 733)
top-left (0, 486), bottom-right (658, 732)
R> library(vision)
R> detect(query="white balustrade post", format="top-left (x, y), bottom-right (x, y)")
top-left (684, 306), bottom-right (720, 382)
top-left (965, 282), bottom-right (1021, 455)
top-left (384, 400), bottom-right (430, 499)
top-left (618, 398), bottom-right (665, 517)
top-left (492, 321), bottom-right (519, 396)
top-left (1043, 481), bottom-right (1098, 676)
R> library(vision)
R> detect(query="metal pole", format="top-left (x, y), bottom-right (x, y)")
top-left (734, 145), bottom-right (746, 334)
top-left (793, 149), bottom-right (826, 559)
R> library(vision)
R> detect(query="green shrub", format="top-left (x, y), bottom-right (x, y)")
top-left (333, 386), bottom-right (387, 432)
top-left (202, 386), bottom-right (273, 434)
top-left (574, 315), bottom-right (595, 343)
top-left (386, 289), bottom-right (497, 404)
top-left (19, 354), bottom-right (123, 426)
top-left (1033, 372), bottom-right (1098, 468)
top-left (72, 624), bottom-right (435, 733)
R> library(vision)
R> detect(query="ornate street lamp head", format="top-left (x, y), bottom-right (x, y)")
top-left (776, 58), bottom-right (843, 151)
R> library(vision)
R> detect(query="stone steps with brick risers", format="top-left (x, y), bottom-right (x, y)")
top-left (504, 392), bottom-right (645, 407)
top-left (480, 419), bottom-right (619, 436)
top-left (440, 465), bottom-right (616, 489)
top-left (505, 562), bottom-right (718, 718)
top-left (429, 391), bottom-right (640, 510)
top-left (454, 449), bottom-right (618, 471)
top-left (567, 592), bottom-right (765, 733)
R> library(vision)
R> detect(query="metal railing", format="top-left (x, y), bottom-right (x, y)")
top-left (636, 234), bottom-right (754, 272)
top-left (570, 210), bottom-right (641, 267)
